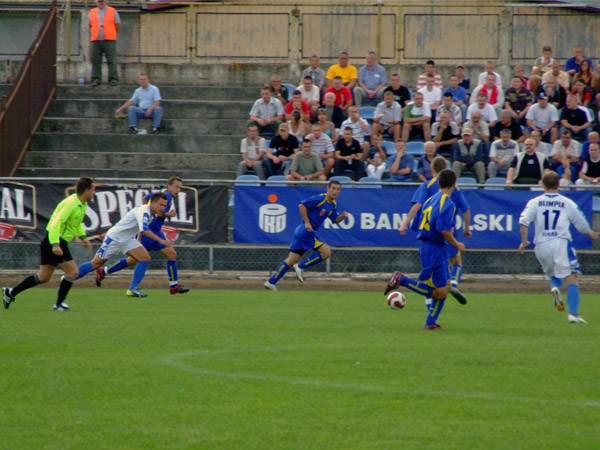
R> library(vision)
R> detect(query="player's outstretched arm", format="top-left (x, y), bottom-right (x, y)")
top-left (518, 224), bottom-right (530, 254)
top-left (399, 203), bottom-right (421, 235)
top-left (334, 211), bottom-right (349, 223)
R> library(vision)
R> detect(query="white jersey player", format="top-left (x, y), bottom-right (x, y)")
top-left (518, 171), bottom-right (597, 323)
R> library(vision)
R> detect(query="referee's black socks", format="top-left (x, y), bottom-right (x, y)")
top-left (56, 276), bottom-right (75, 305)
top-left (11, 274), bottom-right (41, 297)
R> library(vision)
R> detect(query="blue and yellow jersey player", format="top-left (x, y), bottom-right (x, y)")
top-left (386, 169), bottom-right (466, 330)
top-left (399, 155), bottom-right (470, 305)
top-left (94, 176), bottom-right (190, 297)
top-left (264, 180), bottom-right (349, 291)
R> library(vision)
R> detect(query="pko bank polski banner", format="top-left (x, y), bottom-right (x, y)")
top-left (233, 186), bottom-right (594, 249)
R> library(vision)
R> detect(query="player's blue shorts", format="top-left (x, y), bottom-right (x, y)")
top-left (140, 230), bottom-right (166, 252)
top-left (289, 224), bottom-right (324, 255)
top-left (418, 240), bottom-right (450, 289)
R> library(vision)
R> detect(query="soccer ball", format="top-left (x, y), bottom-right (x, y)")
top-left (387, 291), bottom-right (406, 309)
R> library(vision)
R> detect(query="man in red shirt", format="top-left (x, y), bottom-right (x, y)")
top-left (325, 76), bottom-right (353, 115)
top-left (285, 90), bottom-right (310, 123)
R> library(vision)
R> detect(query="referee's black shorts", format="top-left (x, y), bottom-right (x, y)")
top-left (40, 235), bottom-right (73, 266)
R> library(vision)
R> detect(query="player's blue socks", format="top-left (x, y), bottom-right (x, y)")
top-left (566, 283), bottom-right (580, 316)
top-left (269, 261), bottom-right (289, 285)
top-left (298, 252), bottom-right (323, 269)
top-left (129, 261), bottom-right (149, 290)
top-left (76, 261), bottom-right (94, 280)
top-left (550, 276), bottom-right (563, 290)
top-left (425, 298), bottom-right (445, 326)
top-left (106, 258), bottom-right (128, 275)
top-left (167, 260), bottom-right (178, 287)
top-left (400, 275), bottom-right (434, 298)
top-left (451, 264), bottom-right (462, 286)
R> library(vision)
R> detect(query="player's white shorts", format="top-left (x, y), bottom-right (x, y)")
top-left (96, 235), bottom-right (142, 260)
top-left (534, 238), bottom-right (581, 279)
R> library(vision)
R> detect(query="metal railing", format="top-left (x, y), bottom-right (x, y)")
top-left (0, 1), bottom-right (57, 177)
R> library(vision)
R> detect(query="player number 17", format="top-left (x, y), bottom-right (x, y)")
top-left (543, 209), bottom-right (560, 230)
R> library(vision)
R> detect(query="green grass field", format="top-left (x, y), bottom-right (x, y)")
top-left (1, 288), bottom-right (599, 449)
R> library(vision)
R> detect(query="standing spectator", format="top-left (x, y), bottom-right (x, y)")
top-left (466, 92), bottom-right (498, 127)
top-left (576, 142), bottom-right (600, 187)
top-left (542, 60), bottom-right (571, 91)
top-left (287, 139), bottom-right (326, 182)
top-left (237, 125), bottom-right (266, 179)
top-left (416, 141), bottom-right (437, 182)
top-left (322, 92), bottom-right (344, 129)
top-left (550, 129), bottom-right (581, 185)
top-left (341, 105), bottom-right (371, 154)
top-left (353, 51), bottom-right (388, 107)
top-left (506, 138), bottom-right (549, 185)
top-left (325, 77), bottom-right (353, 115)
top-left (248, 85), bottom-right (285, 135)
top-left (436, 92), bottom-right (462, 125)
top-left (543, 78), bottom-right (567, 110)
top-left (372, 91), bottom-right (402, 142)
top-left (285, 90), bottom-right (310, 123)
top-left (365, 133), bottom-right (388, 179)
top-left (463, 111), bottom-right (490, 143)
top-left (325, 51), bottom-right (358, 89)
top-left (488, 129), bottom-right (519, 177)
top-left (403, 92), bottom-right (431, 142)
top-left (504, 76), bottom-right (533, 125)
top-left (89, 0), bottom-right (120, 86)
top-left (492, 110), bottom-right (524, 143)
top-left (306, 123), bottom-right (335, 176)
top-left (525, 92), bottom-right (559, 143)
top-left (452, 128), bottom-right (485, 183)
top-left (476, 61), bottom-right (503, 88)
top-left (114, 73), bottom-right (162, 134)
top-left (530, 46), bottom-right (554, 94)
top-left (269, 75), bottom-right (289, 107)
top-left (444, 75), bottom-right (468, 118)
top-left (316, 108), bottom-right (337, 142)
top-left (300, 55), bottom-right (326, 91)
top-left (431, 111), bottom-right (460, 157)
top-left (416, 60), bottom-right (443, 90)
top-left (559, 95), bottom-right (592, 142)
top-left (472, 73), bottom-right (505, 116)
top-left (565, 45), bottom-right (593, 77)
top-left (454, 64), bottom-right (470, 90)
top-left (334, 127), bottom-right (366, 179)
top-left (297, 76), bottom-right (321, 121)
top-left (418, 74), bottom-right (443, 116)
top-left (264, 124), bottom-right (300, 177)
top-left (387, 140), bottom-right (415, 182)
top-left (383, 73), bottom-right (412, 110)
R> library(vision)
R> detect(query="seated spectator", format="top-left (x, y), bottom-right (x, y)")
top-left (560, 95), bottom-right (592, 142)
top-left (580, 131), bottom-right (599, 161)
top-left (387, 140), bottom-right (415, 182)
top-left (477, 61), bottom-right (503, 88)
top-left (565, 45), bottom-right (593, 77)
top-left (325, 51), bottom-right (358, 89)
top-left (341, 105), bottom-right (371, 154)
top-left (542, 60), bottom-right (570, 91)
top-left (506, 138), bottom-right (549, 185)
top-left (431, 111), bottom-right (460, 157)
top-left (287, 139), bottom-right (326, 182)
top-left (402, 92), bottom-right (431, 141)
top-left (444, 75), bottom-right (468, 118)
top-left (322, 92), bottom-right (344, 128)
top-left (530, 46), bottom-right (554, 94)
top-left (334, 127), bottom-right (366, 179)
top-left (550, 129), bottom-right (581, 184)
top-left (504, 75), bottom-right (533, 125)
top-left (288, 111), bottom-right (309, 142)
top-left (576, 142), bottom-right (600, 186)
top-left (467, 92), bottom-right (498, 127)
top-left (248, 85), bottom-right (285, 135)
top-left (418, 74), bottom-right (443, 116)
top-left (297, 76), bottom-right (321, 120)
top-left (463, 111), bottom-right (490, 143)
top-left (416, 141), bottom-right (437, 182)
top-left (513, 66), bottom-right (530, 90)
top-left (316, 108), bottom-right (337, 142)
top-left (325, 76), bottom-right (353, 115)
top-left (525, 92), bottom-right (559, 143)
top-left (269, 75), bottom-right (289, 107)
top-left (416, 59), bottom-right (443, 90)
top-left (492, 109), bottom-right (524, 143)
top-left (488, 129), bottom-right (519, 177)
top-left (373, 91), bottom-right (402, 142)
top-left (285, 90), bottom-right (310, 123)
top-left (571, 79), bottom-right (593, 108)
top-left (530, 129), bottom-right (551, 159)
top-left (114, 73), bottom-right (162, 134)
top-left (306, 122), bottom-right (335, 176)
top-left (353, 51), bottom-right (388, 107)
top-left (365, 133), bottom-right (388, 179)
top-left (300, 55), bottom-right (326, 91)
top-left (383, 73), bottom-right (412, 110)
top-left (436, 92), bottom-right (462, 125)
top-left (572, 58), bottom-right (596, 89)
top-left (237, 125), bottom-right (266, 179)
top-left (472, 73), bottom-right (505, 115)
top-left (264, 124), bottom-right (300, 177)
top-left (454, 64), bottom-right (470, 90)
top-left (542, 78), bottom-right (567, 110)
top-left (452, 128), bottom-right (485, 183)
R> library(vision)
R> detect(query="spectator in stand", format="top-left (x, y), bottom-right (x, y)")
top-left (525, 91), bottom-right (559, 143)
top-left (403, 91), bottom-right (431, 142)
top-left (472, 73), bottom-right (505, 116)
top-left (504, 75), bottom-right (533, 125)
top-left (452, 128), bottom-right (485, 183)
top-left (114, 73), bottom-right (162, 134)
top-left (316, 108), bottom-right (337, 142)
top-left (565, 45), bottom-right (593, 77)
top-left (353, 51), bottom-right (388, 107)
top-left (264, 124), bottom-right (300, 177)
top-left (325, 51), bottom-right (358, 89)
top-left (341, 105), bottom-right (371, 154)
top-left (488, 129), bottom-right (519, 177)
top-left (269, 75), bottom-right (289, 107)
top-left (572, 58), bottom-right (596, 89)
top-left (580, 131), bottom-right (599, 161)
top-left (288, 110), bottom-right (309, 142)
top-left (287, 139), bottom-right (326, 182)
top-left (300, 55), bottom-right (326, 91)
top-left (576, 142), bottom-right (600, 186)
top-left (513, 66), bottom-right (530, 90)
top-left (436, 92), bottom-right (462, 125)
top-left (248, 85), bottom-right (285, 135)
top-left (571, 79), bottom-right (593, 108)
top-left (542, 60), bottom-right (571, 91)
top-left (418, 74), bottom-right (443, 117)
top-left (89, 0), bottom-right (121, 86)
top-left (560, 94), bottom-right (592, 142)
top-left (530, 46), bottom-right (554, 94)
top-left (306, 122), bottom-right (335, 176)
top-left (550, 129), bottom-right (581, 185)
top-left (384, 73), bottom-right (412, 110)
top-left (416, 141), bottom-right (437, 182)
top-left (477, 61), bottom-right (502, 88)
top-left (373, 91), bottom-right (402, 142)
top-left (506, 138), bottom-right (550, 185)
top-left (365, 133), bottom-right (388, 179)
top-left (416, 59), bottom-right (443, 90)
top-left (387, 140), bottom-right (415, 182)
top-left (237, 125), bottom-right (266, 179)
top-left (454, 64), bottom-right (470, 90)
top-left (530, 129), bottom-right (551, 160)
top-left (322, 92), bottom-right (344, 129)
top-left (492, 109), bottom-right (524, 143)
top-left (297, 76), bottom-right (321, 121)
top-left (444, 75), bottom-right (468, 119)
top-left (285, 90), bottom-right (310, 123)
top-left (432, 111), bottom-right (460, 157)
top-left (334, 127), bottom-right (366, 179)
top-left (466, 92), bottom-right (498, 127)
top-left (463, 111), bottom-right (490, 143)
top-left (543, 78), bottom-right (567, 110)
top-left (325, 76), bottom-right (353, 115)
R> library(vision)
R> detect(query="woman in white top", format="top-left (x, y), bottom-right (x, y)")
top-left (287, 110), bottom-right (309, 142)
top-left (316, 108), bottom-right (337, 143)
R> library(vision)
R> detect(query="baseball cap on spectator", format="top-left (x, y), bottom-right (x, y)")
top-left (455, 64), bottom-right (465, 70)
top-left (537, 92), bottom-right (547, 100)
top-left (462, 128), bottom-right (473, 135)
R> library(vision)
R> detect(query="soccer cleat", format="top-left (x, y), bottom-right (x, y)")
top-left (551, 287), bottom-right (565, 312)
top-left (292, 264), bottom-right (304, 283)
top-left (126, 288), bottom-right (148, 298)
top-left (170, 285), bottom-right (189, 295)
top-left (568, 314), bottom-right (587, 324)
top-left (95, 269), bottom-right (105, 287)
top-left (2, 287), bottom-right (15, 309)
top-left (384, 271), bottom-right (403, 295)
top-left (264, 280), bottom-right (277, 291)
top-left (449, 286), bottom-right (467, 305)
top-left (53, 302), bottom-right (70, 311)
top-left (423, 323), bottom-right (443, 330)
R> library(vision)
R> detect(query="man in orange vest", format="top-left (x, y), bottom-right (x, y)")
top-left (89, 0), bottom-right (120, 86)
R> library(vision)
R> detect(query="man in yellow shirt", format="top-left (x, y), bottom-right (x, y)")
top-left (325, 51), bottom-right (358, 89)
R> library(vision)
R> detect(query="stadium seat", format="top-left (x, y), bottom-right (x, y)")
top-left (593, 196), bottom-right (600, 213)
top-left (359, 106), bottom-right (376, 122)
top-left (357, 176), bottom-right (382, 188)
top-left (381, 140), bottom-right (396, 156)
top-left (456, 177), bottom-right (477, 189)
top-left (283, 83), bottom-right (296, 100)
top-left (484, 177), bottom-right (507, 190)
top-left (267, 175), bottom-right (287, 183)
top-left (329, 175), bottom-right (353, 184)
top-left (405, 141), bottom-right (425, 156)
top-left (229, 175), bottom-right (261, 207)
top-left (265, 139), bottom-right (271, 149)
